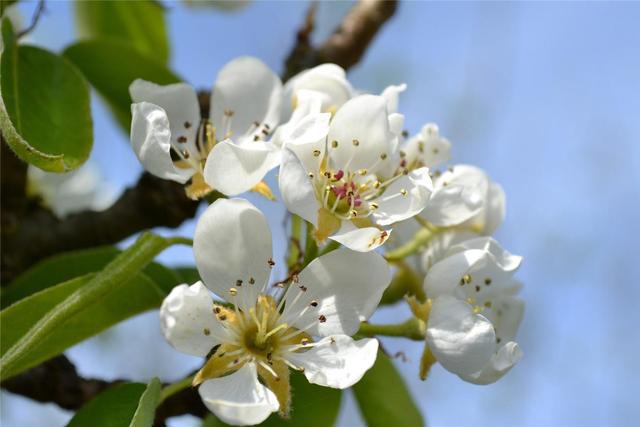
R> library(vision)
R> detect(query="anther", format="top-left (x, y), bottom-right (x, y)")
top-left (484, 278), bottom-right (492, 285)
top-left (177, 136), bottom-right (187, 143)
top-left (299, 285), bottom-right (307, 292)
top-left (182, 150), bottom-right (190, 159)
top-left (203, 328), bottom-right (211, 336)
top-left (218, 314), bottom-right (227, 321)
top-left (331, 140), bottom-right (339, 148)
top-left (313, 149), bottom-right (321, 157)
top-left (249, 277), bottom-right (255, 285)
top-left (310, 300), bottom-right (318, 307)
top-left (460, 274), bottom-right (472, 285)
top-left (224, 109), bottom-right (234, 117)
top-left (380, 153), bottom-right (388, 160)
top-left (400, 188), bottom-right (408, 196)
top-left (475, 285), bottom-right (481, 292)
top-left (374, 181), bottom-right (381, 189)
top-left (318, 315), bottom-right (327, 323)
top-left (484, 301), bottom-right (492, 308)
top-left (214, 306), bottom-right (222, 314)
top-left (352, 139), bottom-right (360, 146)
top-left (301, 338), bottom-right (310, 346)
top-left (184, 121), bottom-right (192, 128)
top-left (358, 168), bottom-right (368, 176)
top-left (350, 210), bottom-right (358, 217)
top-left (399, 150), bottom-right (406, 158)
top-left (268, 258), bottom-right (275, 267)
top-left (369, 202), bottom-right (379, 210)
top-left (253, 135), bottom-right (260, 141)
top-left (308, 172), bottom-right (315, 178)
top-left (236, 279), bottom-right (243, 287)
top-left (229, 287), bottom-right (238, 296)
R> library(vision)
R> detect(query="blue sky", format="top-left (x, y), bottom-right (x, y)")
top-left (2, 1), bottom-right (640, 426)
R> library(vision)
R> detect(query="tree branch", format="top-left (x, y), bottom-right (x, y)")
top-left (283, 0), bottom-right (398, 80)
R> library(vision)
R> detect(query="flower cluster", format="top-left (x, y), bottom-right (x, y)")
top-left (131, 58), bottom-right (525, 425)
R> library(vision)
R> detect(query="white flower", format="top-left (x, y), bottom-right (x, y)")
top-left (160, 198), bottom-right (390, 425)
top-left (401, 123), bottom-right (451, 170)
top-left (129, 56), bottom-right (282, 199)
top-left (422, 237), bottom-right (524, 384)
top-left (27, 163), bottom-right (117, 218)
top-left (279, 94), bottom-right (433, 252)
top-left (207, 88), bottom-right (332, 197)
top-left (282, 64), bottom-right (354, 119)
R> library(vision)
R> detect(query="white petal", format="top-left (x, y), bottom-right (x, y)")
top-left (449, 237), bottom-right (522, 272)
top-left (160, 282), bottom-right (226, 357)
top-left (129, 80), bottom-right (200, 157)
top-left (130, 102), bottom-right (194, 183)
top-left (203, 139), bottom-right (280, 196)
top-left (380, 83), bottom-right (407, 114)
top-left (287, 336), bottom-right (378, 389)
top-left (485, 296), bottom-right (524, 343)
top-left (329, 221), bottom-right (390, 252)
top-left (426, 296), bottom-right (496, 376)
top-left (372, 167), bottom-right (433, 226)
top-left (194, 198), bottom-right (272, 310)
top-left (402, 123), bottom-right (451, 169)
top-left (283, 63), bottom-right (352, 118)
top-left (421, 164), bottom-right (488, 227)
top-left (198, 362), bottom-right (279, 426)
top-left (420, 229), bottom-right (479, 272)
top-left (210, 56), bottom-right (282, 141)
top-left (388, 113), bottom-right (405, 138)
top-left (282, 248), bottom-right (391, 336)
top-left (423, 248), bottom-right (486, 297)
top-left (481, 182), bottom-right (506, 235)
top-left (278, 149), bottom-right (319, 226)
top-left (459, 341), bottom-right (523, 385)
top-left (326, 95), bottom-right (393, 172)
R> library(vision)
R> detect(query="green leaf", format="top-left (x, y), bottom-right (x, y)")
top-left (63, 39), bottom-right (180, 132)
top-left (353, 352), bottom-right (424, 427)
top-left (1, 246), bottom-right (180, 309)
top-left (203, 371), bottom-right (342, 426)
top-left (75, 0), bottom-right (170, 64)
top-left (174, 266), bottom-right (201, 284)
top-left (0, 19), bottom-right (93, 172)
top-left (130, 378), bottom-right (162, 427)
top-left (0, 233), bottom-right (184, 380)
top-left (67, 382), bottom-right (147, 427)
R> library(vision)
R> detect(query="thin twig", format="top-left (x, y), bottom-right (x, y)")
top-left (16, 0), bottom-right (46, 39)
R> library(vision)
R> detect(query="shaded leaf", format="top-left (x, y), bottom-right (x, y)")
top-left (353, 351), bottom-right (424, 427)
top-left (174, 266), bottom-right (201, 285)
top-left (63, 39), bottom-right (179, 132)
top-left (0, 233), bottom-right (176, 380)
top-left (1, 246), bottom-right (180, 309)
top-left (0, 18), bottom-right (93, 172)
top-left (130, 378), bottom-right (162, 427)
top-left (75, 0), bottom-right (170, 64)
top-left (67, 382), bottom-right (146, 427)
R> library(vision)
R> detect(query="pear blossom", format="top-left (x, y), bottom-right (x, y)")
top-left (206, 88), bottom-right (331, 196)
top-left (281, 63), bottom-right (354, 119)
top-left (279, 94), bottom-right (433, 252)
top-left (422, 237), bottom-right (524, 384)
top-left (160, 198), bottom-right (390, 425)
top-left (129, 56), bottom-right (282, 199)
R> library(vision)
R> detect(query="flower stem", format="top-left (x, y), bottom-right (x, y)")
top-left (159, 374), bottom-right (195, 404)
top-left (384, 227), bottom-right (433, 261)
top-left (357, 317), bottom-right (426, 341)
top-left (287, 215), bottom-right (302, 269)
top-left (165, 236), bottom-right (194, 246)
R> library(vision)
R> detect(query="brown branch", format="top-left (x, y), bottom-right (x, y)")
top-left (1, 171), bottom-right (198, 283)
top-left (1, 355), bottom-right (207, 425)
top-left (283, 0), bottom-right (398, 80)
